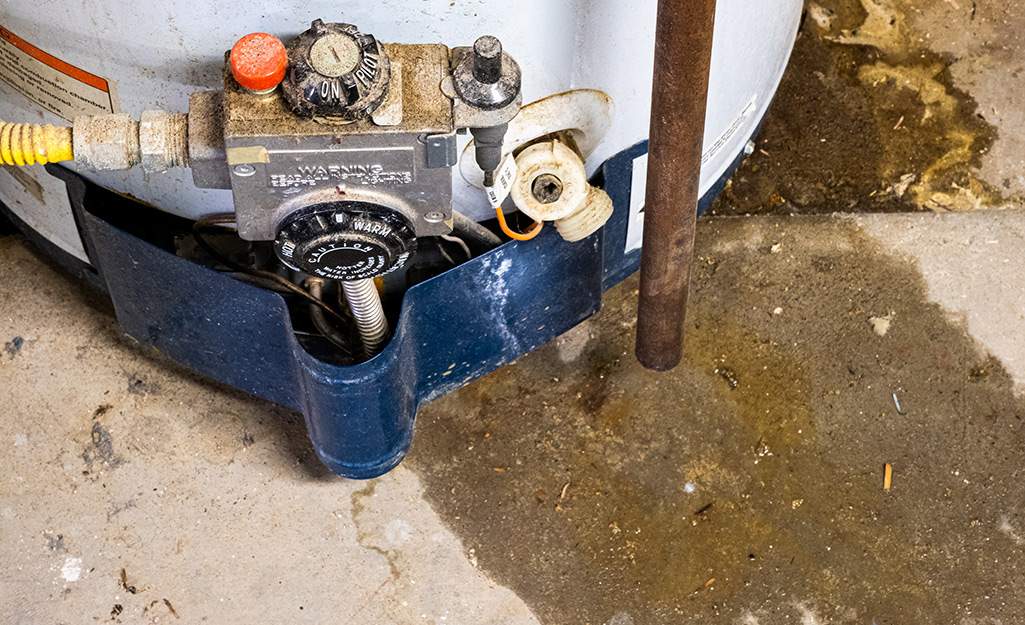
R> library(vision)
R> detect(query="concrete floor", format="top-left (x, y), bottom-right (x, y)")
top-left (4, 1), bottom-right (1025, 624)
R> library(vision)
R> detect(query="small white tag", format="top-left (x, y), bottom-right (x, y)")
top-left (485, 156), bottom-right (519, 208)
top-left (624, 152), bottom-right (648, 253)
top-left (701, 95), bottom-right (757, 166)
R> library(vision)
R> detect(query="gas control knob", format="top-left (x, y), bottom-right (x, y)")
top-left (281, 19), bottom-right (391, 120)
top-left (274, 202), bottom-right (416, 281)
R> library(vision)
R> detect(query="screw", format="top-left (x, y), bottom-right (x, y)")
top-left (472, 35), bottom-right (503, 84)
top-left (233, 164), bottom-right (256, 176)
top-left (531, 174), bottom-right (563, 204)
top-left (424, 211), bottom-right (446, 223)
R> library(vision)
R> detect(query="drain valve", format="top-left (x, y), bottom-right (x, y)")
top-left (509, 140), bottom-right (613, 242)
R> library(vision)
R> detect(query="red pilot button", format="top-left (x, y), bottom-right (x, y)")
top-left (230, 33), bottom-right (287, 92)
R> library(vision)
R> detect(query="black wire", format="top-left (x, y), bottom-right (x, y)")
top-left (304, 279), bottom-right (354, 356)
top-left (190, 214), bottom-right (350, 326)
top-left (451, 210), bottom-right (502, 249)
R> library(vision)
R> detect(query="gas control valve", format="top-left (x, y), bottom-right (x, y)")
top-left (187, 20), bottom-right (523, 284)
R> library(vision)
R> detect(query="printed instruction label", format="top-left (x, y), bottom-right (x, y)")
top-left (625, 95), bottom-right (759, 253)
top-left (485, 155), bottom-right (519, 209)
top-left (702, 95), bottom-right (757, 166)
top-left (0, 24), bottom-right (118, 121)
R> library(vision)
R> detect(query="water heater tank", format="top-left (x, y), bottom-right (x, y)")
top-left (0, 0), bottom-right (801, 260)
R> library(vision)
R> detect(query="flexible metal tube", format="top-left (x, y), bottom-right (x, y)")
top-left (342, 278), bottom-right (390, 358)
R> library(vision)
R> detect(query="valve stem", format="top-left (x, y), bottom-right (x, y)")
top-left (470, 123), bottom-right (507, 189)
top-left (342, 278), bottom-right (390, 358)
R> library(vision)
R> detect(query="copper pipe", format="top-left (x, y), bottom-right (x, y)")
top-left (636, 0), bottom-right (717, 371)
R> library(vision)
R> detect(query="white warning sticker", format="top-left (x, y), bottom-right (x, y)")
top-left (701, 95), bottom-right (757, 166)
top-left (624, 95), bottom-right (759, 253)
top-left (625, 152), bottom-right (648, 253)
top-left (0, 24), bottom-right (118, 121)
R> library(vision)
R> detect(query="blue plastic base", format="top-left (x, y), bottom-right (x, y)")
top-left (2, 134), bottom-right (751, 479)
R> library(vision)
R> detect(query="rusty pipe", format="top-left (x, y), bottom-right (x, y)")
top-left (636, 0), bottom-right (717, 371)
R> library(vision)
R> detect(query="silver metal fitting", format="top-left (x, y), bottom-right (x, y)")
top-left (73, 111), bottom-right (190, 173)
top-left (140, 110), bottom-right (189, 173)
top-left (72, 114), bottom-right (140, 171)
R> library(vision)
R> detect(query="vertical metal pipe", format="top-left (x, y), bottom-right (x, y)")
top-left (636, 0), bottom-right (717, 371)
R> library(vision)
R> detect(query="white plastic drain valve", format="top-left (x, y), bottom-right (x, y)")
top-left (509, 140), bottom-right (614, 242)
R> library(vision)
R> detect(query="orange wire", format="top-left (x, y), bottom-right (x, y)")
top-left (495, 205), bottom-right (543, 241)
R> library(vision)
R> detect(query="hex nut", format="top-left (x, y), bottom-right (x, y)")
top-left (72, 114), bottom-right (140, 171)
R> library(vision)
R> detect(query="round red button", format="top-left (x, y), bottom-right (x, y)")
top-left (230, 33), bottom-right (287, 91)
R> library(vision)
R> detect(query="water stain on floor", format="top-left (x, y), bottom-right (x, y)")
top-left (710, 0), bottom-right (1004, 216)
top-left (408, 217), bottom-right (1025, 624)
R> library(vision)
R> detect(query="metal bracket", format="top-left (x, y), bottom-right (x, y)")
top-left (422, 132), bottom-right (458, 168)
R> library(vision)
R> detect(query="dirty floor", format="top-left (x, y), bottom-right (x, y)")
top-left (711, 0), bottom-right (1025, 216)
top-left (4, 0), bottom-right (1025, 623)
top-left (4, 210), bottom-right (1025, 624)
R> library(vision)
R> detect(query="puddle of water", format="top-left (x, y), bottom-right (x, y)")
top-left (711, 0), bottom-right (1002, 216)
top-left (408, 218), bottom-right (1025, 624)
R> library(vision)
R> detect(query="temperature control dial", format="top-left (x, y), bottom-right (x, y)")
top-left (281, 19), bottom-right (391, 120)
top-left (274, 202), bottom-right (416, 280)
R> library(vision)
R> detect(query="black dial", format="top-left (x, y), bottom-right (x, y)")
top-left (281, 19), bottom-right (391, 120)
top-left (274, 202), bottom-right (416, 280)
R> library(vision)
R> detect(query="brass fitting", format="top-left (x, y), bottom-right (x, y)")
top-left (0, 112), bottom-right (190, 173)
top-left (73, 112), bottom-right (189, 173)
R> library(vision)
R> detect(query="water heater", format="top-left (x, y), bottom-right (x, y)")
top-left (0, 0), bottom-right (803, 477)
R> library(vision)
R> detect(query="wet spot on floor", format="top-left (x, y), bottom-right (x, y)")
top-left (710, 0), bottom-right (1002, 216)
top-left (82, 422), bottom-right (122, 472)
top-left (126, 374), bottom-right (160, 397)
top-left (4, 336), bottom-right (23, 358)
top-left (409, 218), bottom-right (1025, 624)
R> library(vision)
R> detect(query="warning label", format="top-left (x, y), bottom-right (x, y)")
top-left (0, 24), bottom-right (117, 121)
top-left (624, 95), bottom-right (760, 253)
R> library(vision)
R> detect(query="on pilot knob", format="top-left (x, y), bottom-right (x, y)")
top-left (281, 19), bottom-right (391, 120)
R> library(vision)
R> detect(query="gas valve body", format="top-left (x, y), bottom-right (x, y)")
top-left (177, 20), bottom-right (525, 367)
top-left (197, 20), bottom-right (522, 284)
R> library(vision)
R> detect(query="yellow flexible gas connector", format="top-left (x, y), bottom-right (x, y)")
top-left (0, 121), bottom-right (73, 166)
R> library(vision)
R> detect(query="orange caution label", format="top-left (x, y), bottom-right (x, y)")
top-left (0, 23), bottom-right (118, 121)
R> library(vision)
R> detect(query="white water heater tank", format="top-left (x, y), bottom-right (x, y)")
top-left (0, 0), bottom-right (801, 261)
